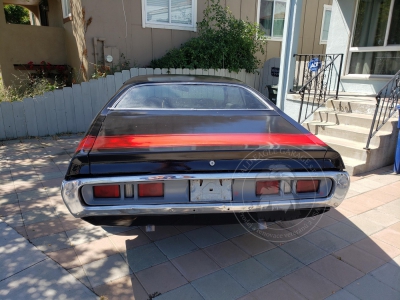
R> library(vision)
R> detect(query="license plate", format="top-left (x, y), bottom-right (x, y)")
top-left (190, 179), bottom-right (232, 202)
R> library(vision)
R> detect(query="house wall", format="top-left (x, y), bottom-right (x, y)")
top-left (72, 0), bottom-right (331, 79)
top-left (0, 0), bottom-right (68, 87)
top-left (326, 0), bottom-right (390, 94)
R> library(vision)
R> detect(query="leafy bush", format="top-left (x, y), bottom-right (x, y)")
top-left (4, 4), bottom-right (30, 25)
top-left (0, 76), bottom-right (58, 102)
top-left (150, 0), bottom-right (266, 73)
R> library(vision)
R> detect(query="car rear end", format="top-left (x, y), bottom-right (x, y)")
top-left (61, 76), bottom-right (349, 226)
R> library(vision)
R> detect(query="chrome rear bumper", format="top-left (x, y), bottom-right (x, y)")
top-left (61, 171), bottom-right (350, 218)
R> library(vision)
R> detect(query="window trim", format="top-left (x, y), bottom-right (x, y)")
top-left (257, 0), bottom-right (287, 41)
top-left (319, 5), bottom-right (332, 45)
top-left (61, 0), bottom-right (71, 19)
top-left (141, 0), bottom-right (197, 32)
top-left (346, 0), bottom-right (399, 76)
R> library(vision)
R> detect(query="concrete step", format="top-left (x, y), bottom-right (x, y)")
top-left (312, 111), bottom-right (397, 131)
top-left (326, 99), bottom-right (377, 115)
top-left (341, 156), bottom-right (367, 175)
top-left (304, 123), bottom-right (392, 147)
top-left (317, 135), bottom-right (374, 161)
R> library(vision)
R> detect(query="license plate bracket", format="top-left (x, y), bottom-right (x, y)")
top-left (190, 179), bottom-right (232, 202)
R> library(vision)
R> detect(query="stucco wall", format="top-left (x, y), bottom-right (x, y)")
top-left (0, 0), bottom-right (68, 87)
top-left (75, 0), bottom-right (331, 78)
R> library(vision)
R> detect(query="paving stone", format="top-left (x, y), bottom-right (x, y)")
top-left (66, 226), bottom-right (108, 246)
top-left (142, 225), bottom-right (180, 241)
top-left (155, 284), bottom-right (204, 300)
top-left (47, 247), bottom-right (81, 270)
top-left (325, 289), bottom-right (359, 300)
top-left (358, 209), bottom-right (399, 227)
top-left (255, 248), bottom-right (304, 277)
top-left (343, 215), bottom-right (386, 235)
top-left (21, 209), bottom-right (57, 225)
top-left (0, 258), bottom-right (96, 300)
top-left (334, 245), bottom-right (386, 273)
top-left (377, 202), bottom-right (400, 219)
top-left (17, 189), bottom-right (48, 201)
top-left (101, 226), bottom-right (133, 235)
top-left (0, 235), bottom-right (47, 280)
top-left (192, 270), bottom-right (247, 300)
top-left (81, 253), bottom-right (131, 287)
top-left (2, 213), bottom-right (24, 227)
top-left (353, 237), bottom-right (400, 262)
top-left (370, 263), bottom-right (400, 292)
top-left (309, 255), bottom-right (363, 287)
top-left (0, 203), bottom-right (21, 217)
top-left (0, 222), bottom-right (25, 246)
top-left (93, 274), bottom-right (148, 300)
top-left (74, 237), bottom-right (119, 265)
top-left (107, 228), bottom-right (151, 252)
top-left (136, 262), bottom-right (187, 295)
top-left (391, 255), bottom-right (400, 266)
top-left (280, 237), bottom-right (328, 265)
top-left (282, 267), bottom-right (340, 299)
top-left (171, 250), bottom-right (220, 282)
top-left (31, 232), bottom-right (71, 253)
top-left (225, 258), bottom-right (278, 292)
top-left (239, 279), bottom-right (306, 300)
top-left (0, 193), bottom-right (18, 205)
top-left (23, 219), bottom-right (65, 240)
top-left (212, 223), bottom-right (248, 239)
top-left (304, 229), bottom-right (350, 253)
top-left (231, 233), bottom-right (276, 256)
top-left (155, 233), bottom-right (198, 259)
top-left (204, 240), bottom-right (250, 268)
top-left (185, 226), bottom-right (226, 248)
top-left (325, 222), bottom-right (367, 243)
top-left (371, 227), bottom-right (400, 249)
top-left (125, 243), bottom-right (168, 272)
top-left (68, 265), bottom-right (93, 289)
top-left (345, 274), bottom-right (400, 300)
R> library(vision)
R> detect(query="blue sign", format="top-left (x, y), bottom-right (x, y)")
top-left (271, 67), bottom-right (279, 77)
top-left (308, 58), bottom-right (321, 72)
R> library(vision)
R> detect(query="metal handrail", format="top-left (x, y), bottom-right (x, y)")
top-left (294, 54), bottom-right (344, 124)
top-left (364, 70), bottom-right (400, 149)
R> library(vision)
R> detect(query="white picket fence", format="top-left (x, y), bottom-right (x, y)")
top-left (0, 67), bottom-right (265, 140)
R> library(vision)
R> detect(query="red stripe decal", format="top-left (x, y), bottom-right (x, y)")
top-left (91, 133), bottom-right (327, 150)
top-left (75, 135), bottom-right (96, 153)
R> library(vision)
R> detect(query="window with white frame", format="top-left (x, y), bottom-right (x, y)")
top-left (320, 5), bottom-right (332, 44)
top-left (258, 0), bottom-right (287, 39)
top-left (142, 0), bottom-right (197, 31)
top-left (348, 0), bottom-right (400, 75)
top-left (61, 0), bottom-right (71, 18)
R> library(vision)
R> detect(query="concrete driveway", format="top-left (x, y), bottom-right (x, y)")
top-left (0, 135), bottom-right (399, 300)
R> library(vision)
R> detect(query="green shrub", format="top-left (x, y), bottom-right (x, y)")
top-left (150, 0), bottom-right (266, 73)
top-left (4, 4), bottom-right (30, 25)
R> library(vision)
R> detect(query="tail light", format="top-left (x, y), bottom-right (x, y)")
top-left (296, 180), bottom-right (320, 193)
top-left (75, 135), bottom-right (96, 153)
top-left (93, 185), bottom-right (120, 198)
top-left (138, 183), bottom-right (164, 197)
top-left (256, 180), bottom-right (280, 195)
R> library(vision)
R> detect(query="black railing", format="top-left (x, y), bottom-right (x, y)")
top-left (293, 54), bottom-right (343, 124)
top-left (364, 70), bottom-right (400, 150)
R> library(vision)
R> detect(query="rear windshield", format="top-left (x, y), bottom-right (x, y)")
top-left (114, 84), bottom-right (269, 109)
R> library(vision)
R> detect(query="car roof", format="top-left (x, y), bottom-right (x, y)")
top-left (123, 74), bottom-right (245, 86)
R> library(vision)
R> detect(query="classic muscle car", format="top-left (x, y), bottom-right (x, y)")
top-left (61, 75), bottom-right (350, 227)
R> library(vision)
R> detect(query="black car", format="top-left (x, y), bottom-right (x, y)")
top-left (61, 75), bottom-right (349, 227)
